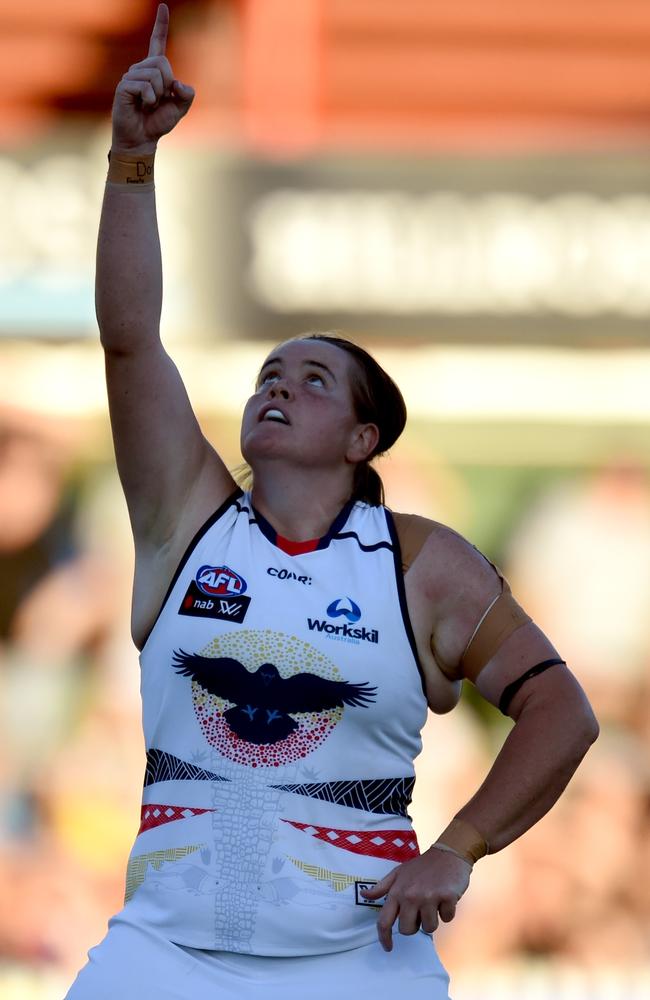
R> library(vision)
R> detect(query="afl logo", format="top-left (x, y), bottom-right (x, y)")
top-left (196, 565), bottom-right (247, 597)
top-left (327, 597), bottom-right (361, 623)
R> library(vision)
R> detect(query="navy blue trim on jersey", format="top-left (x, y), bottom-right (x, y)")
top-left (138, 487), bottom-right (244, 653)
top-left (384, 508), bottom-right (428, 700)
top-left (234, 498), bottom-right (256, 524)
top-left (250, 496), bottom-right (357, 554)
top-left (331, 531), bottom-right (394, 553)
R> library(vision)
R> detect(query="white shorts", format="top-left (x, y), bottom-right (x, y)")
top-left (65, 913), bottom-right (451, 1000)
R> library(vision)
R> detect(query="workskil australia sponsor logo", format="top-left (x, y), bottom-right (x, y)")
top-left (327, 597), bottom-right (361, 622)
top-left (179, 564), bottom-right (251, 623)
top-left (307, 597), bottom-right (379, 644)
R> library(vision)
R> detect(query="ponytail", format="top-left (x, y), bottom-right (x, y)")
top-left (304, 333), bottom-right (407, 508)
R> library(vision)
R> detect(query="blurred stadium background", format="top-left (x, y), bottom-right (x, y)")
top-left (1, 1), bottom-right (650, 997)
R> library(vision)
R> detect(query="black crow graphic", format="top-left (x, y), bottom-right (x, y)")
top-left (173, 649), bottom-right (377, 745)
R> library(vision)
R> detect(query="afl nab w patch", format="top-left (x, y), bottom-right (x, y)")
top-left (179, 563), bottom-right (251, 623)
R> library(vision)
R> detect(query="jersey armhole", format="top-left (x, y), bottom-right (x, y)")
top-left (137, 487), bottom-right (244, 654)
top-left (384, 508), bottom-right (429, 700)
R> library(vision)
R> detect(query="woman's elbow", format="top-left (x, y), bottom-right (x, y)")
top-left (579, 699), bottom-right (600, 748)
top-left (561, 683), bottom-right (600, 758)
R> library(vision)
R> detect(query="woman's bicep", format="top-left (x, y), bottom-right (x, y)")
top-left (472, 620), bottom-right (568, 715)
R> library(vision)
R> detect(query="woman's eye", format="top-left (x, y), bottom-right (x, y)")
top-left (306, 373), bottom-right (324, 386)
top-left (260, 371), bottom-right (279, 385)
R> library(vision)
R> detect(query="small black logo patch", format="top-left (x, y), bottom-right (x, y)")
top-left (179, 581), bottom-right (251, 623)
top-left (354, 880), bottom-right (386, 908)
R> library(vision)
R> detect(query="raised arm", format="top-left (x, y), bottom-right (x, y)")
top-left (98, 3), bottom-right (235, 556)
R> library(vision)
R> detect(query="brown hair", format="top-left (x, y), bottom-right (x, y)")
top-left (303, 333), bottom-right (407, 505)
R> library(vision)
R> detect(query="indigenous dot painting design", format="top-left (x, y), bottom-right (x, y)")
top-left (192, 629), bottom-right (344, 768)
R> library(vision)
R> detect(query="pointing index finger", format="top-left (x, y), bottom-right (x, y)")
top-left (148, 3), bottom-right (169, 58)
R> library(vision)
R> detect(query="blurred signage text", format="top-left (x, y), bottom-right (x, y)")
top-left (211, 154), bottom-right (650, 345)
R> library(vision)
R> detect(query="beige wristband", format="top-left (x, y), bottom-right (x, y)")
top-left (107, 150), bottom-right (155, 187)
top-left (432, 817), bottom-right (489, 866)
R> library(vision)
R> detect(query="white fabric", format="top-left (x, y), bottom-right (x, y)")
top-left (70, 490), bottom-right (451, 991)
top-left (65, 911), bottom-right (451, 1000)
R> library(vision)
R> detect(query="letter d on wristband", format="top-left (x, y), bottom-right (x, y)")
top-left (107, 151), bottom-right (155, 187)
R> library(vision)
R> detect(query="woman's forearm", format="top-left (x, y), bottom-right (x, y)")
top-left (455, 674), bottom-right (599, 854)
top-left (96, 175), bottom-right (163, 352)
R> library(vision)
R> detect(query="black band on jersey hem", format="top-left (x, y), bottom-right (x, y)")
top-left (384, 508), bottom-right (428, 701)
top-left (498, 658), bottom-right (566, 715)
top-left (137, 487), bottom-right (244, 654)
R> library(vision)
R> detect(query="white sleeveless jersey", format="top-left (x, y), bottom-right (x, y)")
top-left (120, 489), bottom-right (430, 956)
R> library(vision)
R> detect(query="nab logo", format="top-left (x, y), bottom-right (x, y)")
top-left (196, 565), bottom-right (247, 597)
top-left (327, 597), bottom-right (362, 623)
top-left (179, 579), bottom-right (251, 624)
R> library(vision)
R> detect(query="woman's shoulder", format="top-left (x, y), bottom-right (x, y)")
top-left (388, 511), bottom-right (435, 573)
top-left (392, 511), bottom-right (508, 690)
top-left (388, 509), bottom-right (489, 576)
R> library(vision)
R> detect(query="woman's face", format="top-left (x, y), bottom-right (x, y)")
top-left (240, 339), bottom-right (377, 473)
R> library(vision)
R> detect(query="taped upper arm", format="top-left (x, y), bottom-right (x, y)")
top-left (434, 540), bottom-right (566, 715)
top-left (472, 619), bottom-right (565, 716)
top-left (395, 510), bottom-right (570, 717)
top-left (459, 580), bottom-right (532, 683)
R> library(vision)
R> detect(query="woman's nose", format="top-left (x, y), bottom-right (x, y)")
top-left (269, 380), bottom-right (291, 400)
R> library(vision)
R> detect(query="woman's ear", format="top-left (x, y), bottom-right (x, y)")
top-left (346, 423), bottom-right (380, 464)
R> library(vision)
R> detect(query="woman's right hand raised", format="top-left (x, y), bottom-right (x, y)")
top-left (111, 3), bottom-right (195, 155)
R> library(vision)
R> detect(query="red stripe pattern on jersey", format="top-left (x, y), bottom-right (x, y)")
top-left (282, 819), bottom-right (419, 861)
top-left (139, 803), bottom-right (215, 834)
